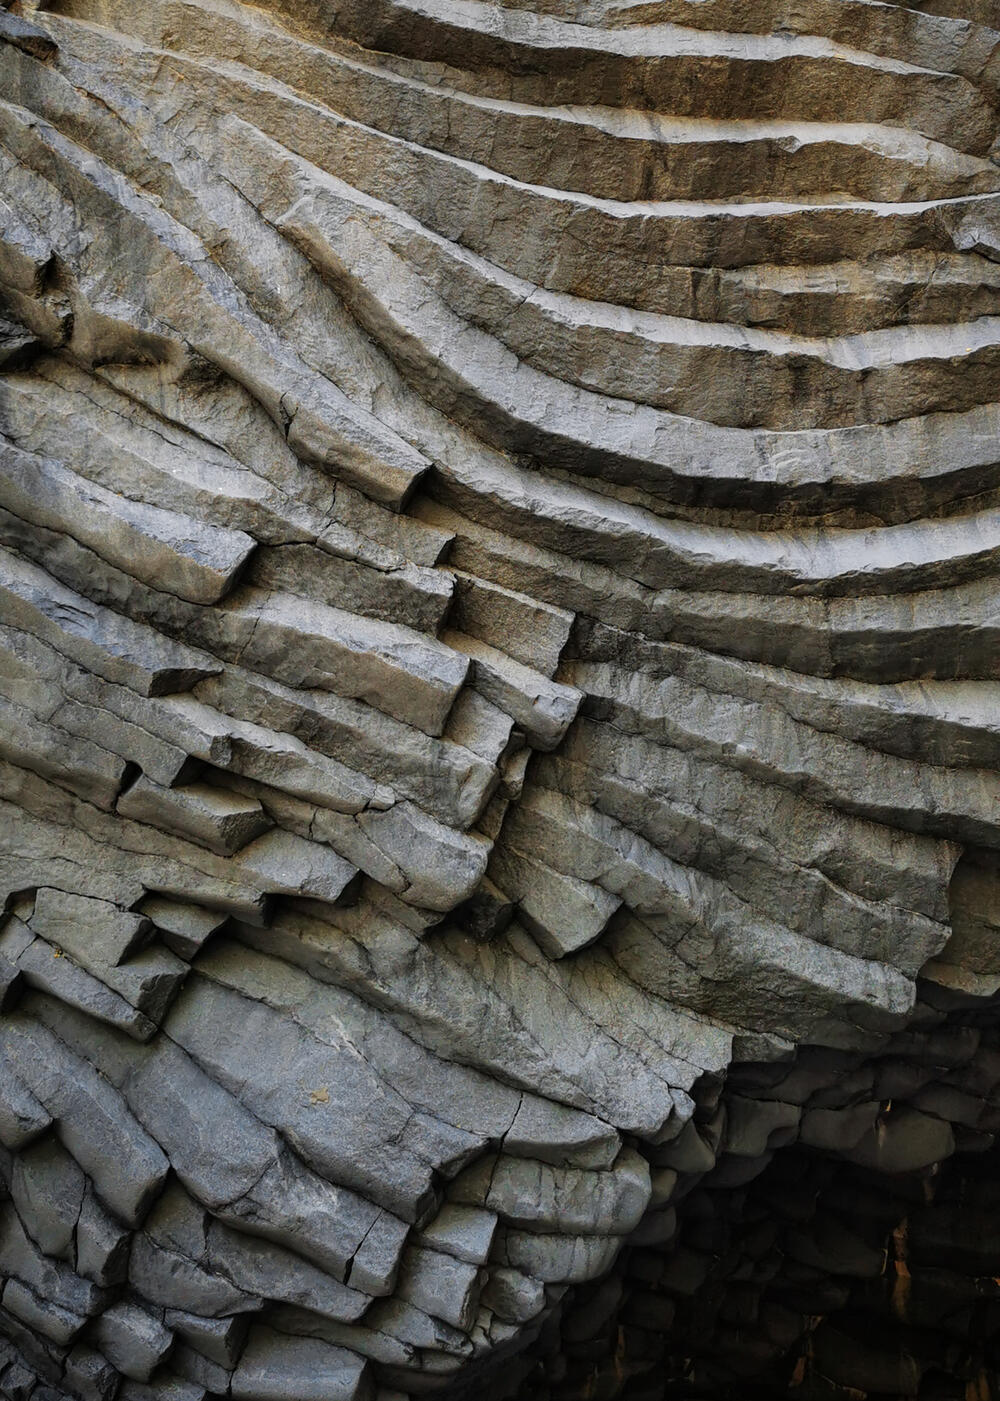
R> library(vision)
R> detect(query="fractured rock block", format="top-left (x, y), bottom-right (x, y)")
top-left (231, 1328), bottom-right (373, 1401)
top-left (489, 846), bottom-right (623, 959)
top-left (395, 1245), bottom-right (481, 1331)
top-left (231, 829), bottom-right (360, 905)
top-left (91, 1303), bottom-right (174, 1383)
top-left (3, 1), bottom-right (1000, 1398)
top-left (162, 1311), bottom-right (249, 1370)
top-left (136, 897), bottom-right (228, 961)
top-left (0, 1017), bottom-right (168, 1226)
top-left (0, 1062), bottom-right (50, 1151)
top-left (29, 888), bottom-right (153, 968)
top-left (119, 777), bottom-right (272, 856)
top-left (10, 1135), bottom-right (85, 1262)
top-left (417, 1205), bottom-right (498, 1267)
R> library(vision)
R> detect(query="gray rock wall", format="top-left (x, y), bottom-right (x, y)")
top-left (0, 0), bottom-right (999, 1397)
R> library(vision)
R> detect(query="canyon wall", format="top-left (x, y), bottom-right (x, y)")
top-left (1, 1), bottom-right (1000, 1396)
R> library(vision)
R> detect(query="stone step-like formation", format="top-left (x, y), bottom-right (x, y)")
top-left (0, 0), bottom-right (999, 1397)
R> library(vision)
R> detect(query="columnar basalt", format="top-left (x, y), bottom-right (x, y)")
top-left (0, 1), bottom-right (999, 1398)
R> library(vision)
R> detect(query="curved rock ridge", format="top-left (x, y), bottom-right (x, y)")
top-left (0, 0), bottom-right (999, 1397)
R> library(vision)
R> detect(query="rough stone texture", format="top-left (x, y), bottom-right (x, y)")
top-left (0, 0), bottom-right (1000, 1398)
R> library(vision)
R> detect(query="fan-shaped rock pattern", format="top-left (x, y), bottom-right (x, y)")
top-left (1, 0), bottom-right (1000, 1397)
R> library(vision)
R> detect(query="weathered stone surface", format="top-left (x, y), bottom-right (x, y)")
top-left (118, 778), bottom-right (272, 858)
top-left (91, 1303), bottom-right (173, 1383)
top-left (10, 1135), bottom-right (85, 1262)
top-left (0, 1011), bottom-right (169, 1226)
top-left (2, 1), bottom-right (1000, 1398)
top-left (416, 1206), bottom-right (497, 1267)
top-left (29, 889), bottom-right (152, 967)
top-left (231, 1328), bottom-right (373, 1401)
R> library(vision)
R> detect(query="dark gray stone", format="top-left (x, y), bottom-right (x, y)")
top-left (91, 1302), bottom-right (174, 1383)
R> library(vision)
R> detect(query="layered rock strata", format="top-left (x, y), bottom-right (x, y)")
top-left (0, 0), bottom-right (999, 1397)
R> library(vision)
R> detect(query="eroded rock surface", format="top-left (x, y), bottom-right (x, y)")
top-left (0, 0), bottom-right (999, 1397)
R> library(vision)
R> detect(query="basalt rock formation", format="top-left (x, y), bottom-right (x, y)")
top-left (1, 1), bottom-right (1000, 1398)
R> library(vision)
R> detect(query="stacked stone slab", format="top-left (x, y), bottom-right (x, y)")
top-left (0, 0), bottom-right (999, 1397)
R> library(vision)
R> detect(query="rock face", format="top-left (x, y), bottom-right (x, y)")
top-left (0, 0), bottom-right (1000, 1397)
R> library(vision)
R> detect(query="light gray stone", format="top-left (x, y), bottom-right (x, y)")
top-left (231, 829), bottom-right (360, 905)
top-left (205, 1221), bottom-right (370, 1324)
top-left (0, 439), bottom-right (255, 605)
top-left (479, 1268), bottom-right (547, 1326)
top-left (3, 3), bottom-right (1000, 1397)
top-left (496, 1231), bottom-right (623, 1286)
top-left (417, 1206), bottom-right (498, 1267)
top-left (0, 1016), bottom-right (168, 1226)
top-left (118, 778), bottom-right (272, 857)
top-left (0, 546), bottom-right (220, 696)
top-left (231, 1328), bottom-right (372, 1401)
top-left (30, 888), bottom-right (153, 967)
top-left (3, 918), bottom-right (157, 1040)
top-left (488, 846), bottom-right (622, 959)
top-left (395, 1245), bottom-right (481, 1331)
top-left (504, 1098), bottom-right (621, 1171)
top-left (451, 1149), bottom-right (650, 1237)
